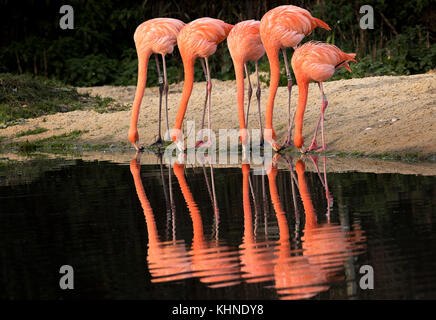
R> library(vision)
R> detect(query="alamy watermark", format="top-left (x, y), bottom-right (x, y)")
top-left (359, 265), bottom-right (374, 290)
top-left (360, 5), bottom-right (374, 30)
top-left (60, 5), bottom-right (74, 30)
top-left (59, 265), bottom-right (74, 289)
top-left (159, 121), bottom-right (275, 174)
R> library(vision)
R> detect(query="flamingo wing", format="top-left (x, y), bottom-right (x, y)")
top-left (261, 5), bottom-right (330, 49)
top-left (292, 41), bottom-right (356, 82)
top-left (178, 18), bottom-right (233, 58)
top-left (227, 20), bottom-right (264, 62)
top-left (134, 18), bottom-right (185, 55)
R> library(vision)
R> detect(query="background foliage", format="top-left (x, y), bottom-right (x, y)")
top-left (0, 0), bottom-right (434, 87)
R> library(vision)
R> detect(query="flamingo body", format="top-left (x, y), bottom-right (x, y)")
top-left (128, 18), bottom-right (185, 147)
top-left (260, 5), bottom-right (329, 50)
top-left (172, 18), bottom-right (233, 149)
top-left (134, 18), bottom-right (185, 55)
top-left (291, 42), bottom-right (356, 149)
top-left (291, 41), bottom-right (356, 83)
top-left (177, 18), bottom-right (233, 59)
top-left (227, 20), bottom-right (264, 63)
top-left (260, 5), bottom-right (330, 151)
top-left (227, 20), bottom-right (265, 145)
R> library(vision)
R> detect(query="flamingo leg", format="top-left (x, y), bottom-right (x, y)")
top-left (281, 48), bottom-right (294, 149)
top-left (308, 82), bottom-right (329, 152)
top-left (206, 58), bottom-right (212, 137)
top-left (321, 156), bottom-right (333, 221)
top-left (244, 63), bottom-right (253, 127)
top-left (255, 61), bottom-right (264, 147)
top-left (162, 54), bottom-right (170, 141)
top-left (199, 59), bottom-right (208, 131)
top-left (196, 58), bottom-right (211, 148)
top-left (307, 114), bottom-right (322, 152)
top-left (151, 54), bottom-right (164, 147)
top-left (283, 155), bottom-right (300, 219)
top-left (315, 82), bottom-right (328, 152)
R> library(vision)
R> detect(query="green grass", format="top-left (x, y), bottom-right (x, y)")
top-left (0, 73), bottom-right (129, 126)
top-left (324, 150), bottom-right (430, 162)
top-left (15, 127), bottom-right (48, 137)
top-left (17, 130), bottom-right (88, 153)
top-left (39, 130), bottom-right (87, 142)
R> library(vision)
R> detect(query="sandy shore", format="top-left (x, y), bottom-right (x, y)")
top-left (1, 72), bottom-right (435, 160)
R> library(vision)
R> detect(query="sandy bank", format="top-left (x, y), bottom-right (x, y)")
top-left (1, 73), bottom-right (435, 161)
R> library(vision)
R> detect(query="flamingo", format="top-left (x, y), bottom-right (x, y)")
top-left (259, 5), bottom-right (330, 151)
top-left (294, 158), bottom-right (366, 283)
top-left (291, 42), bottom-right (356, 152)
top-left (129, 155), bottom-right (192, 282)
top-left (266, 160), bottom-right (329, 299)
top-left (239, 164), bottom-right (276, 284)
top-left (171, 18), bottom-right (233, 151)
top-left (128, 18), bottom-right (185, 151)
top-left (173, 161), bottom-right (242, 287)
top-left (227, 20), bottom-right (265, 151)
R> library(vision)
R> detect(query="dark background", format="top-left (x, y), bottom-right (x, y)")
top-left (0, 0), bottom-right (435, 87)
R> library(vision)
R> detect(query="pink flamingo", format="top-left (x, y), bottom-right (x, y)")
top-left (171, 18), bottom-right (233, 151)
top-left (128, 18), bottom-right (185, 151)
top-left (260, 5), bottom-right (330, 151)
top-left (291, 41), bottom-right (356, 152)
top-left (227, 20), bottom-right (265, 150)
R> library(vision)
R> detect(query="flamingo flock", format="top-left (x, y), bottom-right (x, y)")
top-left (128, 5), bottom-right (357, 153)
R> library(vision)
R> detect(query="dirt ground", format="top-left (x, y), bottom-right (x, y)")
top-left (1, 72), bottom-right (435, 160)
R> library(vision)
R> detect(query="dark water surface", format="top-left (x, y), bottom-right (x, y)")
top-left (0, 156), bottom-right (435, 300)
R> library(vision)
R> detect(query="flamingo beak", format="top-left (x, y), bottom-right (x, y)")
top-left (345, 62), bottom-right (352, 73)
top-left (272, 141), bottom-right (282, 152)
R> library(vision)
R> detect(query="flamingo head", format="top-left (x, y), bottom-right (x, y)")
top-left (128, 128), bottom-right (139, 145)
top-left (171, 130), bottom-right (185, 152)
top-left (295, 159), bottom-right (305, 175)
top-left (336, 53), bottom-right (357, 73)
top-left (294, 134), bottom-right (304, 149)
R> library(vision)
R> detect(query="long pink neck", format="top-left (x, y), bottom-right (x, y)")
top-left (173, 163), bottom-right (205, 246)
top-left (174, 54), bottom-right (195, 131)
top-left (130, 50), bottom-right (152, 131)
top-left (267, 168), bottom-right (290, 243)
top-left (265, 46), bottom-right (280, 130)
top-left (294, 81), bottom-right (309, 148)
top-left (130, 160), bottom-right (159, 243)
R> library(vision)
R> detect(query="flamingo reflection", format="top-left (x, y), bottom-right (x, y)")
top-left (130, 154), bottom-right (192, 283)
top-left (239, 164), bottom-right (276, 283)
top-left (131, 152), bottom-right (365, 298)
top-left (173, 159), bottom-right (242, 288)
top-left (267, 156), bottom-right (329, 299)
top-left (295, 157), bottom-right (366, 283)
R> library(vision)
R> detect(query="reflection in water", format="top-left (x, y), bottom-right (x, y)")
top-left (173, 161), bottom-right (242, 288)
top-left (130, 153), bottom-right (367, 299)
top-left (239, 163), bottom-right (276, 284)
top-left (130, 156), bottom-right (192, 283)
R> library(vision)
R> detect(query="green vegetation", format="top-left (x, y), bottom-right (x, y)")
top-left (0, 1), bottom-right (434, 88)
top-left (324, 150), bottom-right (430, 162)
top-left (0, 73), bottom-right (83, 124)
top-left (0, 129), bottom-right (130, 156)
top-left (16, 127), bottom-right (48, 137)
top-left (16, 130), bottom-right (87, 153)
top-left (0, 73), bottom-right (129, 125)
